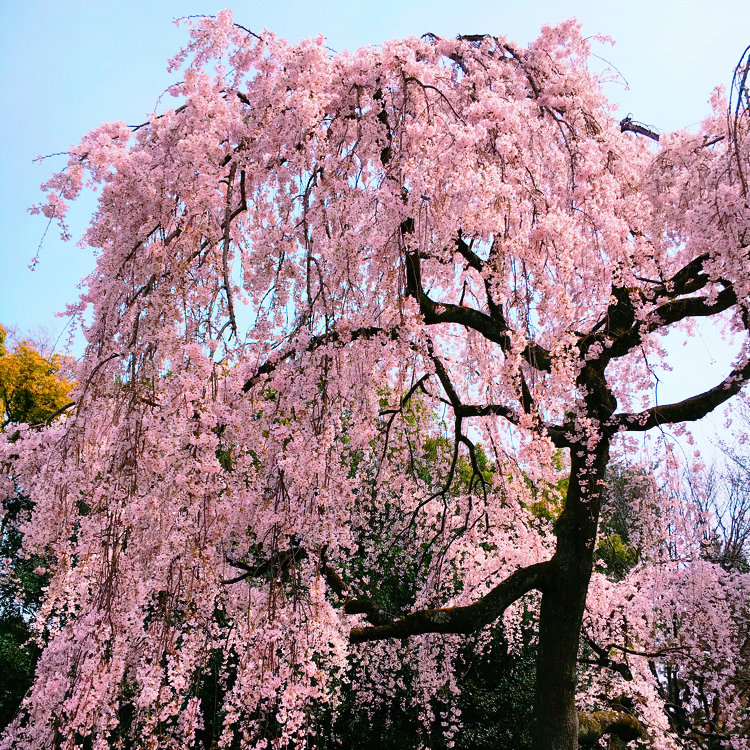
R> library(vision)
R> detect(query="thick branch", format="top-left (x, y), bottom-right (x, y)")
top-left (586, 253), bottom-right (708, 342)
top-left (603, 287), bottom-right (738, 364)
top-left (578, 710), bottom-right (645, 746)
top-left (647, 286), bottom-right (737, 329)
top-left (454, 234), bottom-right (484, 272)
top-left (619, 116), bottom-right (660, 141)
top-left (455, 403), bottom-right (571, 448)
top-left (611, 353), bottom-right (750, 432)
top-left (319, 552), bottom-right (397, 626)
top-left (343, 598), bottom-right (397, 627)
top-left (222, 162), bottom-right (239, 337)
top-left (404, 250), bottom-right (552, 371)
top-left (584, 250), bottom-right (734, 366)
top-left (224, 544), bottom-right (398, 628)
top-left (663, 253), bottom-right (711, 297)
top-left (349, 560), bottom-right (550, 643)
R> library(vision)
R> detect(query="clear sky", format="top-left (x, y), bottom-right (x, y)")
top-left (0, 0), bottom-right (747, 452)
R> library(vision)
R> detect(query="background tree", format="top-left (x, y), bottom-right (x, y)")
top-left (0, 326), bottom-right (73, 428)
top-left (1, 14), bottom-right (749, 750)
top-left (0, 325), bottom-right (73, 729)
top-left (581, 457), bottom-right (750, 750)
top-left (700, 403), bottom-right (750, 574)
top-left (649, 408), bottom-right (750, 747)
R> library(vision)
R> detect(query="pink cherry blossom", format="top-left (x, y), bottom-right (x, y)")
top-left (2, 12), bottom-right (749, 750)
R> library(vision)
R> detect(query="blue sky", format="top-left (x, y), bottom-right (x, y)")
top-left (0, 0), bottom-right (747, 450)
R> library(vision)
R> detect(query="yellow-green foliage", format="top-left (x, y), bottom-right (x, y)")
top-left (595, 533), bottom-right (640, 580)
top-left (528, 453), bottom-right (567, 523)
top-left (0, 326), bottom-right (74, 427)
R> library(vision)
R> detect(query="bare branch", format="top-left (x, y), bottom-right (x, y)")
top-left (242, 327), bottom-right (401, 392)
top-left (222, 545), bottom-right (307, 585)
top-left (582, 634), bottom-right (633, 681)
top-left (620, 116), bottom-right (660, 141)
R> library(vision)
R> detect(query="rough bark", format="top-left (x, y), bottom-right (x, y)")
top-left (348, 561), bottom-right (550, 642)
top-left (578, 710), bottom-right (645, 746)
top-left (533, 441), bottom-right (611, 750)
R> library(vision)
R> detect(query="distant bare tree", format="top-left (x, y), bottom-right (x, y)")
top-left (693, 404), bottom-right (750, 572)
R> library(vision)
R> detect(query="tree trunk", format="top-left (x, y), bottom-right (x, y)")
top-left (533, 441), bottom-right (610, 750)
